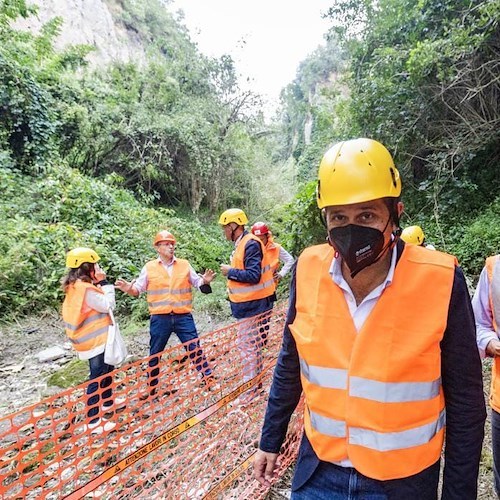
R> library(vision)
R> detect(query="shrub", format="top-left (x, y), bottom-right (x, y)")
top-left (0, 164), bottom-right (231, 319)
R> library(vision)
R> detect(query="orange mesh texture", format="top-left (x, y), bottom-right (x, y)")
top-left (0, 304), bottom-right (304, 499)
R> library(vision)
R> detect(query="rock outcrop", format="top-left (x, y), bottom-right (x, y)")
top-left (15, 0), bottom-right (146, 66)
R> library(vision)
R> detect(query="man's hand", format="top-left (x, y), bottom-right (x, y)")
top-left (273, 272), bottom-right (281, 283)
top-left (220, 264), bottom-right (231, 277)
top-left (486, 338), bottom-right (500, 357)
top-left (115, 278), bottom-right (137, 296)
top-left (253, 449), bottom-right (279, 487)
top-left (202, 269), bottom-right (216, 284)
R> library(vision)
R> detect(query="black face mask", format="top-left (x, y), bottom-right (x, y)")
top-left (328, 224), bottom-right (387, 278)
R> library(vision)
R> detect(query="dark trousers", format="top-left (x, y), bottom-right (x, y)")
top-left (492, 409), bottom-right (500, 495)
top-left (148, 313), bottom-right (211, 390)
top-left (86, 352), bottom-right (114, 423)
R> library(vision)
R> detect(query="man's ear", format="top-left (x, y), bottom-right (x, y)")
top-left (392, 201), bottom-right (405, 234)
top-left (320, 208), bottom-right (327, 228)
top-left (397, 201), bottom-right (405, 218)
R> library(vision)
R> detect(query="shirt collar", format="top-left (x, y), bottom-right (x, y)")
top-left (330, 244), bottom-right (397, 289)
top-left (157, 256), bottom-right (176, 266)
top-left (233, 230), bottom-right (247, 247)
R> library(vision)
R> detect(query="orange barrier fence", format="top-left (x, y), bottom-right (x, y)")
top-left (0, 305), bottom-right (304, 499)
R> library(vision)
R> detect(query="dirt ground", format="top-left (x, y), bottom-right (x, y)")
top-left (0, 314), bottom-right (497, 498)
top-left (0, 310), bottom-right (223, 416)
top-left (0, 311), bottom-right (72, 415)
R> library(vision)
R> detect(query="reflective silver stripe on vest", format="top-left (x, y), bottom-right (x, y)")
top-left (69, 325), bottom-right (109, 345)
top-left (261, 264), bottom-right (272, 273)
top-left (300, 359), bottom-right (348, 390)
top-left (350, 376), bottom-right (441, 402)
top-left (299, 360), bottom-right (440, 403)
top-left (309, 409), bottom-right (346, 438)
top-left (228, 279), bottom-right (275, 295)
top-left (64, 312), bottom-right (109, 332)
top-left (491, 259), bottom-right (500, 329)
top-left (149, 299), bottom-right (192, 309)
top-left (349, 409), bottom-right (446, 451)
top-left (147, 287), bottom-right (191, 296)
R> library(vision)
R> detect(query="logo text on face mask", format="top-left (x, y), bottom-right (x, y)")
top-left (356, 245), bottom-right (371, 257)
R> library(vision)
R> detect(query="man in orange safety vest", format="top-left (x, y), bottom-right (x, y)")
top-left (251, 221), bottom-right (295, 345)
top-left (116, 230), bottom-right (216, 396)
top-left (219, 208), bottom-right (275, 404)
top-left (254, 138), bottom-right (485, 498)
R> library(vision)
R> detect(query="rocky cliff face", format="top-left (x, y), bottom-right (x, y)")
top-left (15, 0), bottom-right (146, 66)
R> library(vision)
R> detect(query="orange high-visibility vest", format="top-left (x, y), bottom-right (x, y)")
top-left (62, 281), bottom-right (111, 355)
top-left (145, 258), bottom-right (193, 314)
top-left (266, 236), bottom-right (281, 275)
top-left (264, 236), bottom-right (280, 296)
top-left (228, 233), bottom-right (274, 303)
top-left (485, 255), bottom-right (500, 412)
top-left (290, 243), bottom-right (456, 480)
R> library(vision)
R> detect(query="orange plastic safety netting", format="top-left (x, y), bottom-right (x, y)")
top-left (0, 304), bottom-right (304, 499)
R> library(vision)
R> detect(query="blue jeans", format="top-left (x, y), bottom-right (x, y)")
top-left (86, 352), bottom-right (114, 423)
top-left (148, 313), bottom-right (211, 390)
top-left (291, 461), bottom-right (387, 500)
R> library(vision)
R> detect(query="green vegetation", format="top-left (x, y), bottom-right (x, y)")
top-left (47, 359), bottom-right (89, 388)
top-left (0, 164), bottom-right (230, 318)
top-left (0, 0), bottom-right (274, 319)
top-left (1, 0), bottom-right (500, 321)
top-left (277, 0), bottom-right (500, 279)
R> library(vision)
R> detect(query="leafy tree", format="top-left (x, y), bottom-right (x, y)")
top-left (72, 51), bottom-right (266, 213)
top-left (327, 0), bottom-right (500, 224)
top-left (0, 2), bottom-right (92, 173)
top-left (0, 163), bottom-right (229, 318)
top-left (280, 0), bottom-right (500, 257)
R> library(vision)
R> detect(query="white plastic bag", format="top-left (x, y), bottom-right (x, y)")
top-left (104, 309), bottom-right (128, 366)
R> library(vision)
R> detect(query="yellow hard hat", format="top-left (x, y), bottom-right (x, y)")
top-left (153, 230), bottom-right (176, 246)
top-left (218, 208), bottom-right (248, 225)
top-left (401, 225), bottom-right (425, 245)
top-left (317, 138), bottom-right (401, 208)
top-left (66, 247), bottom-right (100, 269)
